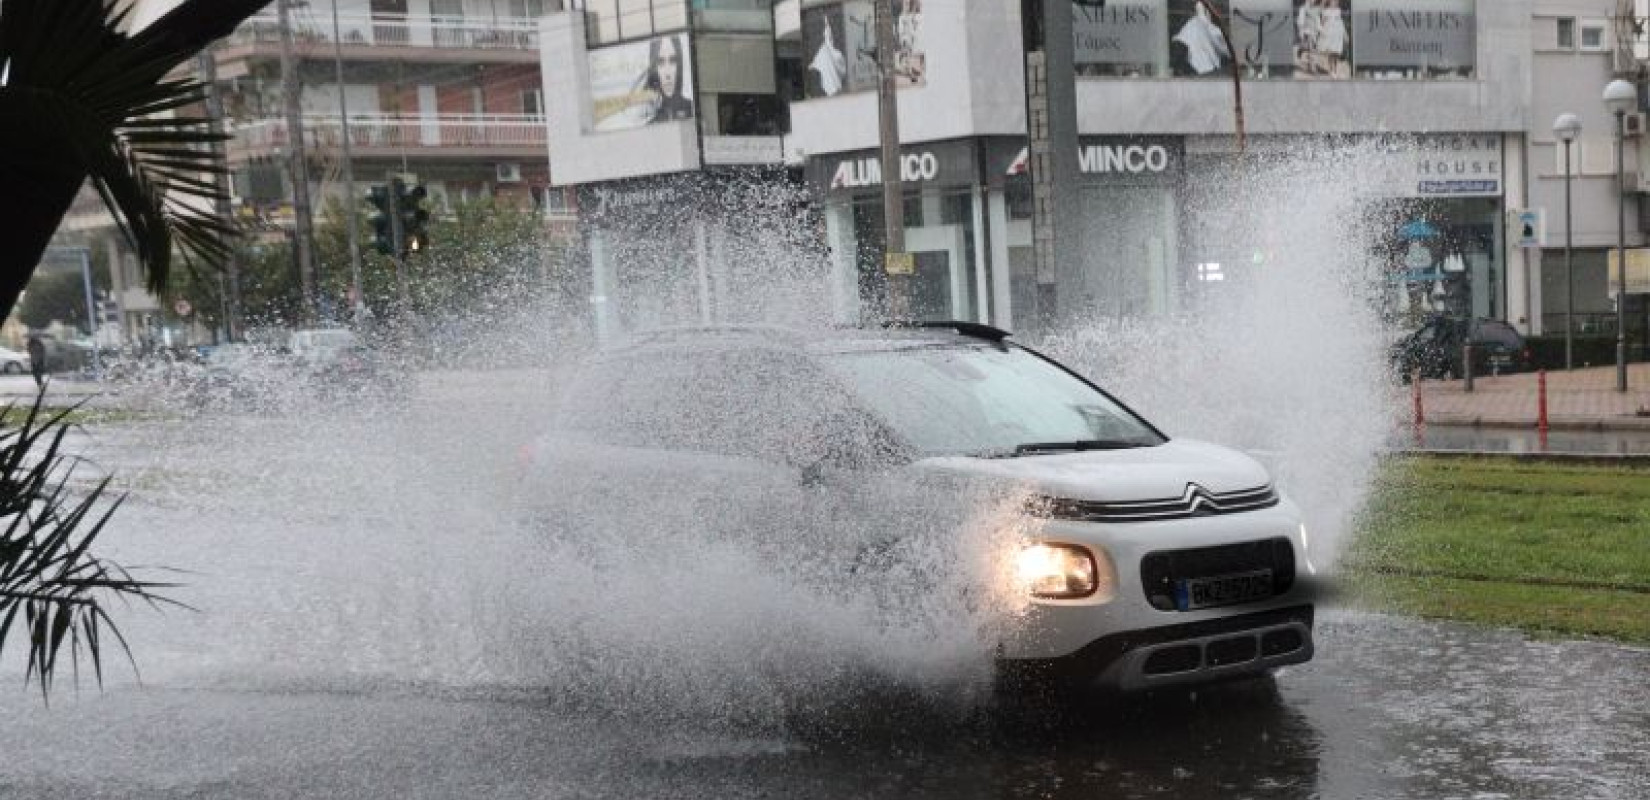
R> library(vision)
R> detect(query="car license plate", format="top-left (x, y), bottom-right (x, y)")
top-left (1173, 569), bottom-right (1274, 611)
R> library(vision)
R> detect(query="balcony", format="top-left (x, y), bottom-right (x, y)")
top-left (216, 13), bottom-right (540, 71)
top-left (229, 113), bottom-right (548, 162)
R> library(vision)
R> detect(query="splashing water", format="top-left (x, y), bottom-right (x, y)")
top-left (1042, 143), bottom-right (1404, 566)
top-left (69, 145), bottom-right (1402, 727)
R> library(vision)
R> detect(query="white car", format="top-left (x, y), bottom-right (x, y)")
top-left (0, 346), bottom-right (30, 374)
top-left (531, 323), bottom-right (1316, 692)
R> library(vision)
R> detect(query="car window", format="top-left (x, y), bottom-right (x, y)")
top-left (820, 344), bottom-right (1164, 457)
top-left (1475, 322), bottom-right (1523, 349)
top-left (557, 348), bottom-right (841, 464)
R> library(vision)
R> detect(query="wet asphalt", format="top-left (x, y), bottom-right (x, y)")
top-left (1, 610), bottom-right (1646, 799)
top-left (2, 375), bottom-right (1645, 799)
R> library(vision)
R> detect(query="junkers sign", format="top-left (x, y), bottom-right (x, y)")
top-left (809, 140), bottom-right (979, 195)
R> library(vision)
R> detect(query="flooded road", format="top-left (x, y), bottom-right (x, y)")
top-left (2, 374), bottom-right (1645, 799)
top-left (2, 612), bottom-right (1646, 799)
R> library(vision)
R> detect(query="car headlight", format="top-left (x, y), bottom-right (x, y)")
top-left (1017, 542), bottom-right (1106, 600)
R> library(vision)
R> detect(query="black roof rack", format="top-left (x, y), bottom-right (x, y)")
top-left (882, 320), bottom-right (1012, 342)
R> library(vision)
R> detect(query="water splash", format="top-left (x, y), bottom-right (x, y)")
top-left (77, 146), bottom-right (1402, 724)
top-left (1042, 143), bottom-right (1404, 565)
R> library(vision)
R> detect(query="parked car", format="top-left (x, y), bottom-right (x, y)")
top-left (525, 323), bottom-right (1317, 693)
top-left (1391, 316), bottom-right (1533, 381)
top-left (0, 346), bottom-right (29, 374)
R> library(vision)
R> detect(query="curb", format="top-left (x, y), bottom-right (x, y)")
top-left (1388, 449), bottom-right (1650, 465)
top-left (1417, 414), bottom-right (1650, 432)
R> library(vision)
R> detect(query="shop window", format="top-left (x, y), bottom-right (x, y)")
top-left (708, 94), bottom-right (787, 135)
top-left (1580, 20), bottom-right (1608, 52)
top-left (570, 0), bottom-right (687, 45)
top-left (1555, 17), bottom-right (1577, 50)
top-left (510, 0), bottom-right (547, 18)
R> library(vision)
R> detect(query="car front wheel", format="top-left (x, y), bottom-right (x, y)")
top-left (2, 362), bottom-right (20, 375)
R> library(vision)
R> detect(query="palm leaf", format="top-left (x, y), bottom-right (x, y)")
top-left (0, 0), bottom-right (270, 317)
top-left (0, 395), bottom-right (182, 699)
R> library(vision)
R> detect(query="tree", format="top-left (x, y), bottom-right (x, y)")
top-left (0, 0), bottom-right (269, 692)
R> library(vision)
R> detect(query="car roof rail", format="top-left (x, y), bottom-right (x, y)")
top-left (882, 320), bottom-right (1013, 342)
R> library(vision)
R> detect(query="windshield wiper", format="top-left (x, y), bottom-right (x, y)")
top-left (1010, 440), bottom-right (1146, 456)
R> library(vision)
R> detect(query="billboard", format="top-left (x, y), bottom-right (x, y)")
top-left (1352, 0), bottom-right (1475, 77)
top-left (587, 32), bottom-right (696, 133)
top-left (1290, 0), bottom-right (1350, 78)
top-left (1073, 0), bottom-right (1167, 77)
top-left (802, 0), bottom-right (925, 100)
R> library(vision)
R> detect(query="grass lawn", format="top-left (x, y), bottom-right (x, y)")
top-left (1343, 455), bottom-right (1650, 644)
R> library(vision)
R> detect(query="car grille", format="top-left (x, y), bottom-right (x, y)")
top-left (1029, 483), bottom-right (1278, 523)
top-left (1140, 537), bottom-right (1296, 612)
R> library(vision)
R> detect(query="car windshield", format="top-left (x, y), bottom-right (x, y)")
top-left (820, 344), bottom-right (1165, 457)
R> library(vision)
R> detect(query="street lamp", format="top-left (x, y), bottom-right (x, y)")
top-left (1554, 112), bottom-right (1582, 371)
top-left (1604, 78), bottom-right (1636, 392)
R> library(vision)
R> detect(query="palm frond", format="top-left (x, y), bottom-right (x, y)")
top-left (0, 0), bottom-right (268, 308)
top-left (0, 394), bottom-right (178, 700)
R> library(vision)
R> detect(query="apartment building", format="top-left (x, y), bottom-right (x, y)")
top-left (56, 0), bottom-right (571, 343)
top-left (1526, 0), bottom-right (1648, 355)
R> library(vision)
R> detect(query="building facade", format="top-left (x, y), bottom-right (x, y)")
top-left (542, 0), bottom-right (1590, 342)
top-left (1526, 0), bottom-right (1649, 360)
top-left (52, 0), bottom-right (574, 345)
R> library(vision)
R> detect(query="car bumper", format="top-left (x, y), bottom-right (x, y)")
top-left (1000, 604), bottom-right (1314, 692)
top-left (996, 501), bottom-right (1320, 690)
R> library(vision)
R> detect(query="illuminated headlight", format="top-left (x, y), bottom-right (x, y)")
top-left (1017, 542), bottom-right (1105, 599)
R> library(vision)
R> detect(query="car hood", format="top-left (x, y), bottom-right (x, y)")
top-left (913, 438), bottom-right (1272, 504)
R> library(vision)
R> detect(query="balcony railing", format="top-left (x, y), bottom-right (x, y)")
top-left (228, 12), bottom-right (539, 52)
top-left (233, 113), bottom-right (547, 152)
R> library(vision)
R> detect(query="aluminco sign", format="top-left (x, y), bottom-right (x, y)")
top-left (830, 151), bottom-right (941, 189)
top-left (1079, 143), bottom-right (1170, 174)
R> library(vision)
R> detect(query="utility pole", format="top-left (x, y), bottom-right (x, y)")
top-left (197, 50), bottom-right (244, 340)
top-left (875, 0), bottom-right (909, 319)
top-left (1022, 0), bottom-right (1081, 330)
top-left (330, 0), bottom-right (364, 322)
top-left (278, 0), bottom-right (319, 323)
top-left (388, 176), bottom-right (411, 309)
top-left (1195, 1), bottom-right (1246, 153)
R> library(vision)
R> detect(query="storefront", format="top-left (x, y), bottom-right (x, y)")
top-left (807, 136), bottom-right (1187, 332)
top-left (1177, 133), bottom-right (1509, 326)
top-left (985, 136), bottom-right (1185, 332)
top-left (807, 139), bottom-right (988, 324)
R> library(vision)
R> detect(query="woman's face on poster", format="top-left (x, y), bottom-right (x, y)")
top-left (657, 37), bottom-right (680, 98)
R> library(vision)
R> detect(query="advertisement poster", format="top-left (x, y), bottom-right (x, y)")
top-left (1352, 0), bottom-right (1475, 78)
top-left (1230, 0), bottom-right (1297, 78)
top-left (1168, 0), bottom-right (1233, 77)
top-left (587, 32), bottom-right (695, 133)
top-left (1291, 0), bottom-right (1352, 78)
top-left (802, 0), bottom-right (924, 99)
top-left (1073, 0), bottom-right (1166, 77)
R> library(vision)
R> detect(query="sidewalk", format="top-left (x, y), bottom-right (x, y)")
top-left (1414, 363), bottom-right (1650, 431)
top-left (0, 375), bottom-right (116, 406)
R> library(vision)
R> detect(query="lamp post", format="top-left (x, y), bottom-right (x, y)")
top-left (1554, 113), bottom-right (1581, 371)
top-left (1604, 78), bottom-right (1636, 392)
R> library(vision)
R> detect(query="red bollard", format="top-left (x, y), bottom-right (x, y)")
top-left (1537, 369), bottom-right (1550, 433)
top-left (1412, 368), bottom-right (1425, 447)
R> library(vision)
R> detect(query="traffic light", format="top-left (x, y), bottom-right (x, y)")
top-left (367, 185), bottom-right (394, 256)
top-left (399, 183), bottom-right (430, 254)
